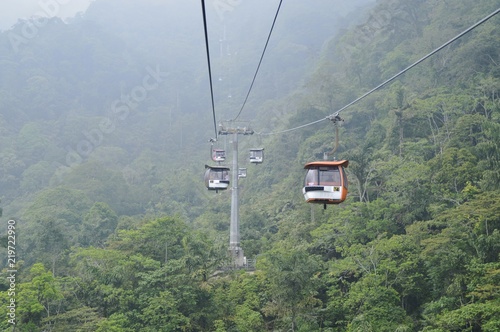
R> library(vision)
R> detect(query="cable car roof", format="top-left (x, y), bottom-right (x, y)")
top-left (205, 164), bottom-right (230, 171)
top-left (304, 160), bottom-right (349, 169)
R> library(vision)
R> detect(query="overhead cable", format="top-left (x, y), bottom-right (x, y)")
top-left (201, 0), bottom-right (219, 139)
top-left (260, 6), bottom-right (500, 136)
top-left (233, 0), bottom-right (284, 121)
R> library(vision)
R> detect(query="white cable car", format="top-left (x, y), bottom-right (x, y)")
top-left (249, 148), bottom-right (264, 164)
top-left (238, 168), bottom-right (247, 178)
top-left (212, 148), bottom-right (226, 163)
top-left (204, 165), bottom-right (230, 192)
top-left (303, 160), bottom-right (349, 208)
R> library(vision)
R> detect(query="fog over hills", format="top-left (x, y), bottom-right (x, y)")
top-left (1, 1), bottom-right (499, 330)
top-left (0, 0), bottom-right (93, 31)
top-left (0, 0), bottom-right (376, 216)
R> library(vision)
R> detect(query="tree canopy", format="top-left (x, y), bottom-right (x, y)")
top-left (0, 0), bottom-right (499, 330)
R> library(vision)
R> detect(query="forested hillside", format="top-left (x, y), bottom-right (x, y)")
top-left (1, 0), bottom-right (499, 331)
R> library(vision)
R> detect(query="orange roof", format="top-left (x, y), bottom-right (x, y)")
top-left (304, 160), bottom-right (349, 169)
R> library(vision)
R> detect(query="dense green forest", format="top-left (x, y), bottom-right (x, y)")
top-left (1, 0), bottom-right (499, 330)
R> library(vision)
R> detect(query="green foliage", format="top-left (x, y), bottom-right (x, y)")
top-left (107, 216), bottom-right (191, 262)
top-left (258, 244), bottom-right (323, 330)
top-left (42, 306), bottom-right (102, 332)
top-left (140, 290), bottom-right (191, 331)
top-left (96, 313), bottom-right (134, 332)
top-left (61, 161), bottom-right (130, 214)
top-left (80, 202), bottom-right (119, 246)
top-left (1, 0), bottom-right (499, 330)
top-left (21, 187), bottom-right (92, 272)
top-left (14, 263), bottom-right (63, 328)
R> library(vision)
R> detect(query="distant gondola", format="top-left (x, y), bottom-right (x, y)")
top-left (303, 160), bottom-right (349, 208)
top-left (249, 148), bottom-right (264, 164)
top-left (238, 168), bottom-right (247, 178)
top-left (204, 165), bottom-right (230, 192)
top-left (212, 148), bottom-right (226, 163)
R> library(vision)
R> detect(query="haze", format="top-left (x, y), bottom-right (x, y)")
top-left (0, 0), bottom-right (93, 30)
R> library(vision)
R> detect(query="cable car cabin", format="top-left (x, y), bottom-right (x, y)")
top-left (249, 148), bottom-right (264, 164)
top-left (212, 149), bottom-right (226, 162)
top-left (238, 168), bottom-right (247, 178)
top-left (303, 160), bottom-right (349, 207)
top-left (204, 165), bottom-right (230, 192)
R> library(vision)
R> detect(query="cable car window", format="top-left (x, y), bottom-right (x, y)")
top-left (305, 169), bottom-right (319, 186)
top-left (210, 170), bottom-right (229, 180)
top-left (341, 167), bottom-right (348, 189)
top-left (319, 169), bottom-right (340, 185)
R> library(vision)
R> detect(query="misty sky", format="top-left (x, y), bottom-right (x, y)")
top-left (0, 0), bottom-right (93, 30)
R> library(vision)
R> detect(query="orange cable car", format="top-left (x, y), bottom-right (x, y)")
top-left (303, 160), bottom-right (349, 208)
